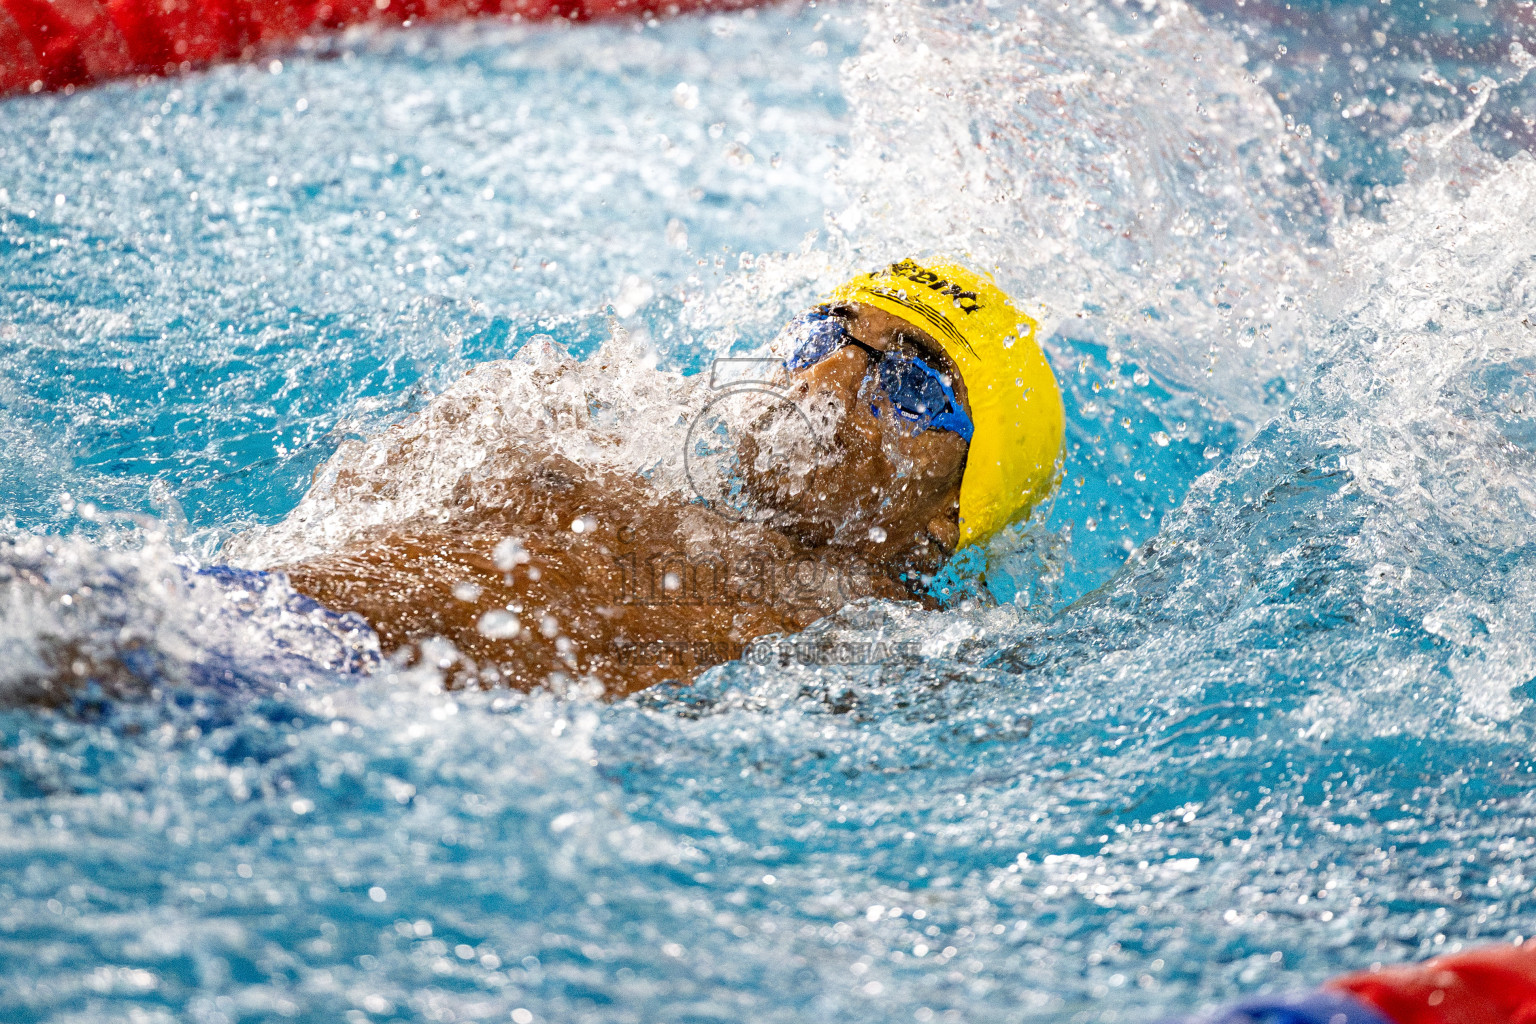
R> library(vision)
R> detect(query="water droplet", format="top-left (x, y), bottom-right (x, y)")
top-left (477, 610), bottom-right (521, 639)
top-left (666, 219), bottom-right (689, 249)
top-left (493, 537), bottom-right (530, 570)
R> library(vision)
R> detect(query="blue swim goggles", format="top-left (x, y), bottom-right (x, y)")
top-left (783, 307), bottom-right (974, 443)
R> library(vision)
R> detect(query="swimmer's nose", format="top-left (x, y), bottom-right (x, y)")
top-left (790, 343), bottom-right (870, 396)
top-left (789, 345), bottom-right (888, 450)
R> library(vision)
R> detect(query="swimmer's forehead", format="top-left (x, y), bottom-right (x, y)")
top-left (826, 301), bottom-right (959, 375)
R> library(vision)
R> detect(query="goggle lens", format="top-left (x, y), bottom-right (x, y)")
top-left (783, 309), bottom-right (850, 371)
top-left (781, 311), bottom-right (974, 443)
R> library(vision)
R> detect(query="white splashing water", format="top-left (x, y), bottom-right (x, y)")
top-left (691, 0), bottom-right (1333, 430)
top-left (226, 325), bottom-right (706, 566)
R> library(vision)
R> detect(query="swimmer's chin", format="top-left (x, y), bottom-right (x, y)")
top-left (738, 477), bottom-right (956, 580)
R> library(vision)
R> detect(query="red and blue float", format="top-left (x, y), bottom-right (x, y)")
top-left (0, 0), bottom-right (753, 97)
top-left (1174, 943), bottom-right (1536, 1024)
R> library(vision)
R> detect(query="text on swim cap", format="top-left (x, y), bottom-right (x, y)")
top-left (886, 260), bottom-right (983, 314)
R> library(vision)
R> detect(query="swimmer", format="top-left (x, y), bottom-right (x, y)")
top-left (282, 257), bottom-right (1065, 696)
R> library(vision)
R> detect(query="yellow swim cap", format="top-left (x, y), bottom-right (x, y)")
top-left (825, 258), bottom-right (1065, 548)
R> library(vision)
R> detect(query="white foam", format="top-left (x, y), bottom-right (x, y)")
top-left (227, 327), bottom-right (705, 567)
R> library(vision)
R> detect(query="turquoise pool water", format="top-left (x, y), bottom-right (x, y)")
top-left (4, 0), bottom-right (1536, 1021)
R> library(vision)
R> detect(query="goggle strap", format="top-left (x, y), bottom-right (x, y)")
top-left (905, 355), bottom-right (974, 442)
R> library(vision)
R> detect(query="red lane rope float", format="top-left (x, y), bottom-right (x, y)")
top-left (0, 0), bottom-right (758, 97)
top-left (1326, 943), bottom-right (1536, 1024)
top-left (1161, 943), bottom-right (1536, 1024)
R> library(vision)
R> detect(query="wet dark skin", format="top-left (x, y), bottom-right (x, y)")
top-left (281, 304), bottom-right (974, 696)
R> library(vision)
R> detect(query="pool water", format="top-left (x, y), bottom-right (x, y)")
top-left (5, 1), bottom-right (1536, 1022)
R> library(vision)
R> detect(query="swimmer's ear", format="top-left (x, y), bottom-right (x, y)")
top-left (925, 511), bottom-right (960, 554)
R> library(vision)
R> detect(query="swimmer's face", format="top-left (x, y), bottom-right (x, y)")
top-left (742, 303), bottom-right (971, 567)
